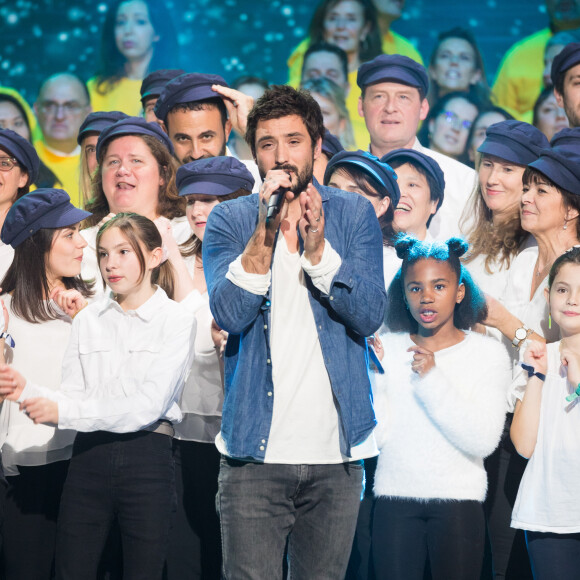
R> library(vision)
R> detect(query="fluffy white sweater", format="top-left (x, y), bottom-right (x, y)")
top-left (373, 331), bottom-right (511, 501)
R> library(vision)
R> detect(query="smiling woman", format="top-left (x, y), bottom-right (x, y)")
top-left (88, 0), bottom-right (178, 115)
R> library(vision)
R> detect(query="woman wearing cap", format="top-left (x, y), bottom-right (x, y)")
top-left (88, 0), bottom-right (178, 116)
top-left (77, 111), bottom-right (128, 208)
top-left (0, 189), bottom-right (92, 579)
top-left (0, 129), bottom-right (41, 280)
top-left (159, 156), bottom-right (253, 579)
top-left (81, 116), bottom-right (188, 291)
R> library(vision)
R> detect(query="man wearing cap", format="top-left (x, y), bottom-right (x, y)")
top-left (203, 85), bottom-right (384, 578)
top-left (140, 69), bottom-right (184, 125)
top-left (154, 73), bottom-right (261, 191)
top-left (34, 73), bottom-right (92, 207)
top-left (358, 54), bottom-right (476, 241)
top-left (553, 42), bottom-right (580, 127)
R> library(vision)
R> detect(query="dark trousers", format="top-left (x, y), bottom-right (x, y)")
top-left (483, 415), bottom-right (533, 579)
top-left (372, 496), bottom-right (485, 580)
top-left (164, 439), bottom-right (222, 580)
top-left (55, 430), bottom-right (175, 580)
top-left (1, 460), bottom-right (69, 580)
top-left (526, 531), bottom-right (580, 580)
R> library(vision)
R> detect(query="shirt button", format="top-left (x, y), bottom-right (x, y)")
top-left (264, 324), bottom-right (268, 330)
top-left (259, 445), bottom-right (265, 451)
top-left (262, 439), bottom-right (266, 444)
top-left (330, 296), bottom-right (334, 301)
top-left (318, 325), bottom-right (322, 330)
top-left (267, 359), bottom-right (271, 364)
top-left (267, 391), bottom-right (272, 396)
top-left (266, 301), bottom-right (271, 306)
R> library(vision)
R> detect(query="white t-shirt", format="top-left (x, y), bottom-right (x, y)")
top-left (0, 243), bottom-right (14, 283)
top-left (511, 341), bottom-right (580, 533)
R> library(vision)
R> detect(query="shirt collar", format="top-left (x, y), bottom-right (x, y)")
top-left (97, 286), bottom-right (167, 321)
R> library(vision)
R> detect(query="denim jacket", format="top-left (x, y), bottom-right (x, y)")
top-left (202, 182), bottom-right (386, 460)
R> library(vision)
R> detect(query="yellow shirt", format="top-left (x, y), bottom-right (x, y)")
top-left (0, 86), bottom-right (42, 142)
top-left (288, 30), bottom-right (424, 150)
top-left (87, 77), bottom-right (143, 116)
top-left (492, 28), bottom-right (552, 122)
top-left (34, 140), bottom-right (82, 208)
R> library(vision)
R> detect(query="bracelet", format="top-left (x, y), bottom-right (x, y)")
top-left (566, 383), bottom-right (580, 403)
top-left (0, 332), bottom-right (15, 348)
top-left (521, 362), bottom-right (546, 382)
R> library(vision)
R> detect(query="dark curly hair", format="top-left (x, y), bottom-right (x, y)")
top-left (549, 245), bottom-right (580, 290)
top-left (385, 235), bottom-right (488, 333)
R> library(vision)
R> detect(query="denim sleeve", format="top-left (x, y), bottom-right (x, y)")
top-left (203, 201), bottom-right (266, 335)
top-left (323, 198), bottom-right (386, 337)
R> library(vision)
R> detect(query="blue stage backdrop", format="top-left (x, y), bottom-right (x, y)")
top-left (0, 0), bottom-right (547, 101)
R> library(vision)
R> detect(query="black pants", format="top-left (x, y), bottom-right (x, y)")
top-left (372, 496), bottom-right (485, 580)
top-left (164, 439), bottom-right (222, 580)
top-left (526, 531), bottom-right (580, 580)
top-left (1, 460), bottom-right (69, 580)
top-left (483, 415), bottom-right (533, 579)
top-left (55, 430), bottom-right (175, 580)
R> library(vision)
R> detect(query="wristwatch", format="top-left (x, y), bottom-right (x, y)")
top-left (512, 324), bottom-right (533, 349)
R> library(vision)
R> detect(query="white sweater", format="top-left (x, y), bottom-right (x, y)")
top-left (373, 331), bottom-right (511, 501)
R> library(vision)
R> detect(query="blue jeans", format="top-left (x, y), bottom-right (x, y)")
top-left (216, 457), bottom-right (364, 580)
top-left (55, 430), bottom-right (175, 580)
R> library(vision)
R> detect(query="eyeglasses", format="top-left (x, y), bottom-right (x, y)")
top-left (0, 157), bottom-right (19, 172)
top-left (441, 110), bottom-right (473, 131)
top-left (38, 101), bottom-right (87, 115)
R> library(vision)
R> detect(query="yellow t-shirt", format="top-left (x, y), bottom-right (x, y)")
top-left (87, 77), bottom-right (143, 116)
top-left (492, 28), bottom-right (552, 122)
top-left (288, 30), bottom-right (424, 150)
top-left (34, 140), bottom-right (82, 208)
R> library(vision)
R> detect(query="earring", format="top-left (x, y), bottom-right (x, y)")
top-left (549, 313), bottom-right (552, 330)
top-left (564, 222), bottom-right (568, 230)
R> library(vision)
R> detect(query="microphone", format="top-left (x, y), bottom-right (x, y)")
top-left (266, 186), bottom-right (288, 224)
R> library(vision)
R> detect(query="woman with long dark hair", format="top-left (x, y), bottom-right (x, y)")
top-left (88, 0), bottom-right (178, 116)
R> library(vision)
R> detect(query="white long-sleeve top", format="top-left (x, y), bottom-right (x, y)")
top-left (19, 287), bottom-right (196, 433)
top-left (373, 331), bottom-right (510, 501)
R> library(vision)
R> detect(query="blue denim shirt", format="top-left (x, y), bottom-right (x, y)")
top-left (202, 182), bottom-right (386, 460)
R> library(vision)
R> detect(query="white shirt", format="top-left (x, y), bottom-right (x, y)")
top-left (511, 341), bottom-right (580, 533)
top-left (0, 243), bottom-right (14, 283)
top-left (80, 216), bottom-right (192, 296)
top-left (20, 287), bottom-right (196, 433)
top-left (0, 294), bottom-right (76, 475)
top-left (411, 139), bottom-right (477, 241)
top-left (373, 332), bottom-right (510, 501)
top-left (216, 234), bottom-right (378, 463)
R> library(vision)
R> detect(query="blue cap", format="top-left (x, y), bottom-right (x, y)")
top-left (477, 120), bottom-right (548, 166)
top-left (177, 156), bottom-right (254, 197)
top-left (154, 73), bottom-right (229, 123)
top-left (1, 188), bottom-right (91, 248)
top-left (357, 54), bottom-right (429, 95)
top-left (321, 129), bottom-right (344, 159)
top-left (96, 116), bottom-right (174, 159)
top-left (551, 42), bottom-right (580, 87)
top-left (324, 150), bottom-right (400, 207)
top-left (140, 69), bottom-right (186, 102)
top-left (529, 127), bottom-right (580, 194)
top-left (0, 129), bottom-right (40, 185)
top-left (77, 111), bottom-right (129, 145)
top-left (381, 148), bottom-right (446, 207)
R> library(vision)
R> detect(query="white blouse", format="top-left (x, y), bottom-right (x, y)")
top-left (19, 287), bottom-right (196, 433)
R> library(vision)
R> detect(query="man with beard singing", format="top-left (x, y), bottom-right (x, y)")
top-left (202, 84), bottom-right (385, 579)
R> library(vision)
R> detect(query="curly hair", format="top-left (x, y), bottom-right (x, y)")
top-left (385, 235), bottom-right (488, 333)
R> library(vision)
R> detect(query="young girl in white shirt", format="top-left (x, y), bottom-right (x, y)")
top-left (372, 235), bottom-right (511, 580)
top-left (0, 212), bottom-right (196, 579)
top-left (510, 246), bottom-right (580, 579)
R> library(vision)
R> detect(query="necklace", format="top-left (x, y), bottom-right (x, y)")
top-left (534, 259), bottom-right (552, 279)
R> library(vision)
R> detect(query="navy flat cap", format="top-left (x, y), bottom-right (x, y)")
top-left (381, 148), bottom-right (446, 206)
top-left (1, 188), bottom-right (91, 248)
top-left (324, 150), bottom-right (401, 207)
top-left (357, 54), bottom-right (429, 95)
top-left (321, 129), bottom-right (344, 159)
top-left (529, 128), bottom-right (580, 194)
top-left (177, 156), bottom-right (254, 197)
top-left (478, 120), bottom-right (549, 166)
top-left (141, 69), bottom-right (186, 102)
top-left (551, 42), bottom-right (580, 87)
top-left (154, 73), bottom-right (229, 123)
top-left (0, 129), bottom-right (40, 185)
top-left (77, 111), bottom-right (129, 145)
top-left (96, 116), bottom-right (174, 158)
